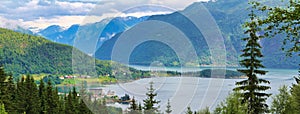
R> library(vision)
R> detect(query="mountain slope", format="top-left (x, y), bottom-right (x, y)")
top-left (0, 28), bottom-right (113, 76)
top-left (95, 0), bottom-right (299, 69)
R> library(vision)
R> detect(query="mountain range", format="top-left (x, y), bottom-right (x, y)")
top-left (95, 0), bottom-right (299, 69)
top-left (9, 0), bottom-right (300, 69)
top-left (37, 16), bottom-right (149, 49)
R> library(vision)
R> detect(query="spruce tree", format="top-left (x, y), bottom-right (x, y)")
top-left (39, 79), bottom-right (47, 114)
top-left (129, 96), bottom-right (138, 110)
top-left (0, 65), bottom-right (9, 111)
top-left (128, 96), bottom-right (141, 114)
top-left (24, 75), bottom-right (39, 114)
top-left (233, 2), bottom-right (271, 114)
top-left (45, 80), bottom-right (59, 113)
top-left (143, 81), bottom-right (160, 113)
top-left (5, 74), bottom-right (16, 113)
top-left (165, 99), bottom-right (172, 114)
top-left (138, 102), bottom-right (142, 111)
top-left (72, 87), bottom-right (79, 113)
top-left (16, 76), bottom-right (26, 113)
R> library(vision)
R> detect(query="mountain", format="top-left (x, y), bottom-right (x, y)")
top-left (95, 0), bottom-right (299, 69)
top-left (37, 16), bottom-right (148, 48)
top-left (0, 28), bottom-right (117, 76)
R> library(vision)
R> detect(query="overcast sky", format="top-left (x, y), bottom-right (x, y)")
top-left (0, 0), bottom-right (210, 31)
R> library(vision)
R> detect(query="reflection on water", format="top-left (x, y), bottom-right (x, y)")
top-left (90, 68), bottom-right (298, 113)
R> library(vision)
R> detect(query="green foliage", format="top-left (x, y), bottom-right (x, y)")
top-left (0, 28), bottom-right (147, 79)
top-left (143, 81), bottom-right (160, 113)
top-left (214, 91), bottom-right (247, 114)
top-left (42, 75), bottom-right (62, 85)
top-left (270, 85), bottom-right (294, 114)
top-left (290, 70), bottom-right (300, 113)
top-left (98, 76), bottom-right (117, 84)
top-left (259, 0), bottom-right (300, 56)
top-left (0, 103), bottom-right (8, 114)
top-left (233, 2), bottom-right (271, 114)
top-left (197, 107), bottom-right (210, 114)
top-left (128, 96), bottom-right (142, 114)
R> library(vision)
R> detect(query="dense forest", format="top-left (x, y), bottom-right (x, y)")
top-left (0, 65), bottom-right (122, 114)
top-left (0, 28), bottom-right (157, 81)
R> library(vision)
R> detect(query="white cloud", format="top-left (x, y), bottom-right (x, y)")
top-left (0, 0), bottom-right (211, 31)
top-left (0, 17), bottom-right (25, 30)
top-left (119, 11), bottom-right (173, 18)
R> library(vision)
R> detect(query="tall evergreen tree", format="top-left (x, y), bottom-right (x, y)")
top-left (24, 75), bottom-right (39, 114)
top-left (129, 96), bottom-right (138, 110)
top-left (143, 81), bottom-right (160, 113)
top-left (0, 65), bottom-right (9, 112)
top-left (45, 80), bottom-right (59, 113)
top-left (138, 102), bottom-right (142, 111)
top-left (16, 76), bottom-right (26, 113)
top-left (5, 74), bottom-right (16, 113)
top-left (39, 79), bottom-right (48, 114)
top-left (233, 2), bottom-right (271, 114)
top-left (128, 96), bottom-right (141, 114)
top-left (165, 99), bottom-right (172, 114)
top-left (72, 86), bottom-right (79, 113)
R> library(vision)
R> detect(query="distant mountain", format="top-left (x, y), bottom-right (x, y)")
top-left (95, 0), bottom-right (299, 69)
top-left (37, 16), bottom-right (149, 48)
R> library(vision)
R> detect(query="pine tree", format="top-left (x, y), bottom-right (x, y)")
top-left (138, 102), bottom-right (142, 111)
top-left (16, 76), bottom-right (26, 113)
top-left (45, 80), bottom-right (59, 113)
top-left (5, 74), bottom-right (16, 113)
top-left (71, 86), bottom-right (79, 113)
top-left (0, 65), bottom-right (9, 112)
top-left (128, 96), bottom-right (141, 114)
top-left (129, 96), bottom-right (138, 110)
top-left (233, 2), bottom-right (271, 114)
top-left (39, 79), bottom-right (47, 114)
top-left (78, 99), bottom-right (91, 114)
top-left (165, 99), bottom-right (172, 114)
top-left (24, 75), bottom-right (39, 114)
top-left (143, 81), bottom-right (160, 113)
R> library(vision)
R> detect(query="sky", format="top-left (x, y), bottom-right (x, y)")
top-left (0, 0), bottom-right (210, 32)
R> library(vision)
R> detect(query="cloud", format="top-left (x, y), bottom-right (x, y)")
top-left (0, 17), bottom-right (24, 30)
top-left (0, 0), bottom-right (211, 31)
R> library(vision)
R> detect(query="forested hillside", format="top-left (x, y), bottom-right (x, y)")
top-left (0, 28), bottom-right (112, 76)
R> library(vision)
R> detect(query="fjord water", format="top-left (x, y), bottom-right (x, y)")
top-left (100, 67), bottom-right (297, 113)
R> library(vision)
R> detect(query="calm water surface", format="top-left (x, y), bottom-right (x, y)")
top-left (91, 67), bottom-right (297, 113)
